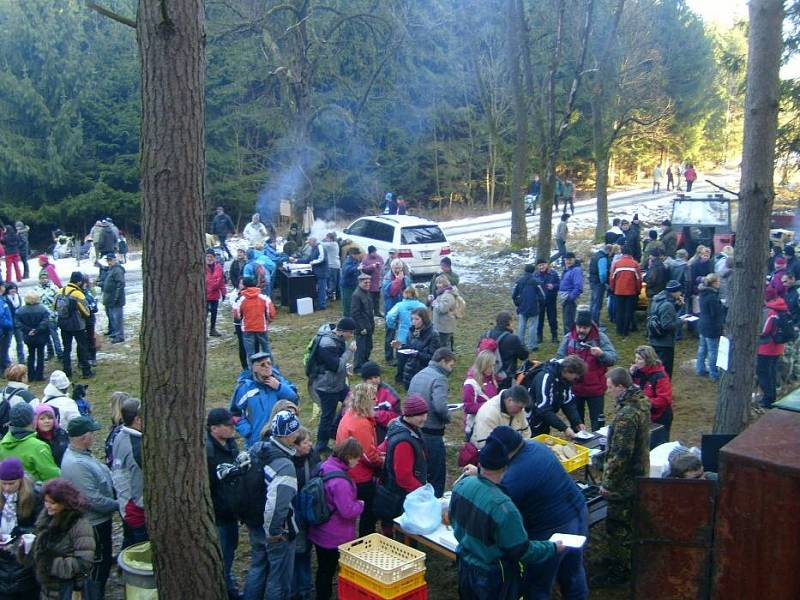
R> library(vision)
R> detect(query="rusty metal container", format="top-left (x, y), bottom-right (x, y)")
top-left (712, 409), bottom-right (800, 598)
top-left (633, 478), bottom-right (717, 599)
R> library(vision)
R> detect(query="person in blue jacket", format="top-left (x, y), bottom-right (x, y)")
top-left (340, 247), bottom-right (362, 317)
top-left (385, 288), bottom-right (426, 367)
top-left (382, 260), bottom-right (412, 363)
top-left (0, 283), bottom-right (14, 371)
top-left (229, 352), bottom-right (298, 448)
top-left (559, 253), bottom-right (584, 335)
top-left (589, 245), bottom-right (611, 328)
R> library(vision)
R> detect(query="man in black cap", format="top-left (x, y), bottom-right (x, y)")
top-left (450, 429), bottom-right (564, 600)
top-left (556, 305), bottom-right (618, 431)
top-left (102, 252), bottom-right (126, 344)
top-left (61, 416), bottom-right (116, 599)
top-left (351, 273), bottom-right (375, 369)
top-left (659, 219), bottom-right (678, 258)
top-left (647, 279), bottom-right (684, 377)
top-left (206, 408), bottom-right (243, 599)
top-left (310, 317), bottom-right (356, 453)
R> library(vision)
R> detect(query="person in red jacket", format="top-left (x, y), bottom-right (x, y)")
top-left (757, 296), bottom-right (788, 408)
top-left (555, 307), bottom-right (618, 431)
top-left (358, 362), bottom-right (401, 443)
top-left (204, 249), bottom-right (227, 337)
top-left (630, 344), bottom-right (673, 442)
top-left (336, 382), bottom-right (384, 538)
top-left (610, 252), bottom-right (642, 337)
top-left (376, 394), bottom-right (428, 536)
top-left (232, 277), bottom-right (276, 362)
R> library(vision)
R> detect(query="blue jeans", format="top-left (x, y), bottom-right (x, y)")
top-left (292, 546), bottom-right (312, 600)
top-left (107, 305), bottom-right (124, 340)
top-left (523, 504), bottom-right (589, 600)
top-left (696, 335), bottom-right (720, 379)
top-left (589, 283), bottom-right (605, 327)
top-left (12, 329), bottom-right (24, 363)
top-left (327, 268), bottom-right (339, 300)
top-left (458, 558), bottom-right (520, 600)
top-left (266, 539), bottom-right (295, 598)
top-left (562, 299), bottom-right (576, 335)
top-left (421, 433), bottom-right (446, 498)
top-left (218, 522), bottom-right (240, 594)
top-left (243, 331), bottom-right (271, 363)
top-left (516, 313), bottom-right (539, 350)
top-left (243, 525), bottom-right (268, 600)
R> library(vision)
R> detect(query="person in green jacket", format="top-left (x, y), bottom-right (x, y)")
top-left (450, 432), bottom-right (564, 599)
top-left (0, 402), bottom-right (60, 482)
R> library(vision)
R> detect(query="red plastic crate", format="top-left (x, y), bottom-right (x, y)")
top-left (338, 575), bottom-right (428, 600)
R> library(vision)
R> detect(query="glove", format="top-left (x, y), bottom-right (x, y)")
top-left (376, 401), bottom-right (392, 411)
top-left (235, 451), bottom-right (251, 470)
top-left (216, 463), bottom-right (241, 481)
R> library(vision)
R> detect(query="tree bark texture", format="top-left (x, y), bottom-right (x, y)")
top-left (137, 1), bottom-right (227, 597)
top-left (714, 0), bottom-right (783, 434)
top-left (508, 0), bottom-right (528, 247)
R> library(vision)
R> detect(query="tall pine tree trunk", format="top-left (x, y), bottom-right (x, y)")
top-left (714, 0), bottom-right (784, 434)
top-left (592, 96), bottom-right (610, 242)
top-left (138, 0), bottom-right (227, 596)
top-left (508, 0), bottom-right (528, 247)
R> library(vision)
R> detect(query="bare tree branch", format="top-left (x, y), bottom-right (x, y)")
top-left (85, 1), bottom-right (136, 29)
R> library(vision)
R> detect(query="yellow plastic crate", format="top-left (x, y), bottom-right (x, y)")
top-left (338, 534), bottom-right (426, 585)
top-left (339, 564), bottom-right (426, 599)
top-left (533, 434), bottom-right (590, 472)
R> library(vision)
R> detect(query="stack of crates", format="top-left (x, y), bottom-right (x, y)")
top-left (338, 533), bottom-right (428, 599)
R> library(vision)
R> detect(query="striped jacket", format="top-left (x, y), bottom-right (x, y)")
top-left (610, 255), bottom-right (642, 296)
top-left (262, 438), bottom-right (299, 539)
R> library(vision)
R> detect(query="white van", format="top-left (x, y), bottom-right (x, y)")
top-left (341, 215), bottom-right (451, 276)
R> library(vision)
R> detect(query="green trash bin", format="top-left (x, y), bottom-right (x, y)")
top-left (117, 542), bottom-right (158, 599)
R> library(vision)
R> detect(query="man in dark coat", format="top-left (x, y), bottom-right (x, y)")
top-left (512, 264), bottom-right (542, 351)
top-left (205, 408), bottom-right (242, 599)
top-left (533, 259), bottom-right (560, 344)
top-left (647, 280), bottom-right (683, 377)
top-left (350, 273), bottom-right (375, 369)
top-left (212, 206), bottom-right (235, 259)
top-left (101, 253), bottom-right (126, 344)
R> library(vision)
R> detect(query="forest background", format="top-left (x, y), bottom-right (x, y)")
top-left (1, 0), bottom-right (795, 246)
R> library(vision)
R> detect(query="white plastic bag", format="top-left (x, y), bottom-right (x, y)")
top-left (398, 483), bottom-right (441, 534)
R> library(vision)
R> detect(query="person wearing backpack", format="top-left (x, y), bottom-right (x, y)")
top-left (480, 311), bottom-right (529, 390)
top-left (205, 408), bottom-right (243, 600)
top-left (56, 272), bottom-right (94, 379)
top-left (230, 352), bottom-right (298, 449)
top-left (290, 427), bottom-right (319, 600)
top-left (646, 280), bottom-right (684, 377)
top-left (757, 295), bottom-right (790, 408)
top-left (644, 249), bottom-right (668, 306)
top-left (512, 264), bottom-right (542, 352)
top-left (0, 364), bottom-right (39, 436)
top-left (335, 383), bottom-right (383, 538)
top-left (310, 318), bottom-right (356, 454)
top-left (42, 371), bottom-right (81, 428)
top-left (262, 410), bottom-right (303, 599)
top-left (308, 437), bottom-right (365, 600)
top-left (431, 275), bottom-right (462, 350)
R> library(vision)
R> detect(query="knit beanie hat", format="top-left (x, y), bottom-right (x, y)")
top-left (271, 410), bottom-right (300, 438)
top-left (359, 361), bottom-right (382, 380)
top-left (34, 404), bottom-right (58, 429)
top-left (479, 437), bottom-right (509, 470)
top-left (0, 457), bottom-right (24, 481)
top-left (9, 402), bottom-right (34, 428)
top-left (488, 426), bottom-right (524, 456)
top-left (402, 394), bottom-right (429, 417)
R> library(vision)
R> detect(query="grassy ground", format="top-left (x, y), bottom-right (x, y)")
top-left (57, 230), bottom-right (724, 599)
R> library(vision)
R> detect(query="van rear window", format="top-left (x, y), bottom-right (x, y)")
top-left (401, 226), bottom-right (446, 245)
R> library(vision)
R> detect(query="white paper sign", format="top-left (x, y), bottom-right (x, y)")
top-left (716, 336), bottom-right (730, 371)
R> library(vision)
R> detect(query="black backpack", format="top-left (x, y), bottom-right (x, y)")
top-left (303, 323), bottom-right (336, 378)
top-left (769, 311), bottom-right (798, 344)
top-left (231, 443), bottom-right (272, 525)
top-left (296, 467), bottom-right (351, 526)
top-left (0, 388), bottom-right (26, 436)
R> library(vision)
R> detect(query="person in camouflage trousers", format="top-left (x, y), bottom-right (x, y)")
top-left (594, 367), bottom-right (650, 587)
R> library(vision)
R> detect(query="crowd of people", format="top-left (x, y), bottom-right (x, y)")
top-left (0, 198), bottom-right (784, 600)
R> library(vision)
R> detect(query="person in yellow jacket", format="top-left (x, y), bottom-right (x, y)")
top-left (56, 272), bottom-right (93, 379)
top-left (470, 385), bottom-right (531, 450)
